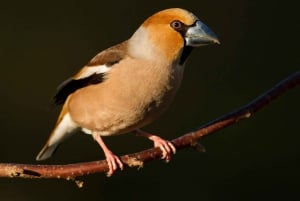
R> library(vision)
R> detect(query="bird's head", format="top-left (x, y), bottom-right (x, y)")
top-left (128, 8), bottom-right (219, 63)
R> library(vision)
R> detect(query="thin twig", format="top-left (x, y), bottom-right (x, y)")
top-left (0, 71), bottom-right (299, 187)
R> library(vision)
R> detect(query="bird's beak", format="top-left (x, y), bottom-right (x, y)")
top-left (185, 20), bottom-right (220, 46)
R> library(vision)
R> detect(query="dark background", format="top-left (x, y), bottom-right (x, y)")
top-left (0, 1), bottom-right (299, 200)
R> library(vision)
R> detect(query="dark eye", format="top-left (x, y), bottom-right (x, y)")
top-left (171, 20), bottom-right (182, 30)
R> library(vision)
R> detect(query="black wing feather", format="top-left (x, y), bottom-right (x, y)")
top-left (52, 41), bottom-right (127, 105)
top-left (53, 73), bottom-right (104, 105)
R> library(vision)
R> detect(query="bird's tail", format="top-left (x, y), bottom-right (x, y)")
top-left (36, 141), bottom-right (60, 161)
top-left (36, 110), bottom-right (78, 161)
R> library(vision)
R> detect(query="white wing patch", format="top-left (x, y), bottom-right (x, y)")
top-left (48, 113), bottom-right (78, 146)
top-left (76, 65), bottom-right (111, 80)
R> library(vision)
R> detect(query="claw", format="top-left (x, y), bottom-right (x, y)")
top-left (136, 129), bottom-right (176, 162)
top-left (104, 150), bottom-right (123, 177)
top-left (93, 133), bottom-right (123, 176)
top-left (152, 136), bottom-right (176, 162)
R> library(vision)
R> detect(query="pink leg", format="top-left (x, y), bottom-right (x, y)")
top-left (92, 133), bottom-right (123, 176)
top-left (136, 129), bottom-right (176, 162)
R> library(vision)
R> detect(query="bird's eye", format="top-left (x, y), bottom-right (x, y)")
top-left (171, 20), bottom-right (182, 30)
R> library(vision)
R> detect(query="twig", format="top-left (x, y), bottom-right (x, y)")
top-left (0, 71), bottom-right (299, 187)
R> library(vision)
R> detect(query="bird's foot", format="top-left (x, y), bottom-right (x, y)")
top-left (136, 129), bottom-right (176, 162)
top-left (93, 133), bottom-right (123, 176)
top-left (104, 150), bottom-right (123, 177)
top-left (150, 135), bottom-right (176, 162)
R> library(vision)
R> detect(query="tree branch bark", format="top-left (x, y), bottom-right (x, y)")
top-left (0, 71), bottom-right (299, 187)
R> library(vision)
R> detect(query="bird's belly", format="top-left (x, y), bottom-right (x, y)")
top-left (69, 88), bottom-right (177, 136)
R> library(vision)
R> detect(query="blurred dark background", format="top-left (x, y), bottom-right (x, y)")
top-left (0, 1), bottom-right (299, 200)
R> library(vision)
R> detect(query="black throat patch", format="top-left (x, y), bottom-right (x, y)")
top-left (179, 46), bottom-right (193, 65)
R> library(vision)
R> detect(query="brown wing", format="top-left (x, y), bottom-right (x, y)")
top-left (53, 41), bottom-right (128, 105)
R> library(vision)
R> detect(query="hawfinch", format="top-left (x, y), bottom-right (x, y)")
top-left (36, 8), bottom-right (219, 176)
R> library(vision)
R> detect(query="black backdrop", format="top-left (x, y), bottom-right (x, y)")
top-left (0, 1), bottom-right (299, 200)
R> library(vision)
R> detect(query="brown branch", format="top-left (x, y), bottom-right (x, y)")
top-left (0, 71), bottom-right (299, 187)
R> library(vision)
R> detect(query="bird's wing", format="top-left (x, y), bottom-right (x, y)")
top-left (53, 42), bottom-right (128, 105)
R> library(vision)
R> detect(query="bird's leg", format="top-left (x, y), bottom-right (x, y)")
top-left (92, 132), bottom-right (123, 176)
top-left (135, 129), bottom-right (176, 162)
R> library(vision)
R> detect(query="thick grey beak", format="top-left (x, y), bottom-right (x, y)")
top-left (185, 20), bottom-right (220, 46)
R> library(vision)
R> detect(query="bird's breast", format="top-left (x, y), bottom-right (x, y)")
top-left (68, 59), bottom-right (184, 136)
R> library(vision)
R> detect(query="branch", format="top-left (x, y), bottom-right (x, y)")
top-left (1, 71), bottom-right (299, 187)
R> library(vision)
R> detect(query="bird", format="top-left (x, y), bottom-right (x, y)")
top-left (36, 8), bottom-right (219, 176)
